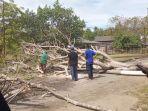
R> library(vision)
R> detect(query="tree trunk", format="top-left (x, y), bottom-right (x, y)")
top-left (136, 63), bottom-right (148, 77)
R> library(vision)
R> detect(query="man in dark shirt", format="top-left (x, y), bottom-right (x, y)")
top-left (68, 46), bottom-right (78, 81)
top-left (85, 45), bottom-right (96, 79)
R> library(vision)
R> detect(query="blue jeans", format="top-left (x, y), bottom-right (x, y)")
top-left (86, 62), bottom-right (93, 79)
top-left (70, 66), bottom-right (78, 81)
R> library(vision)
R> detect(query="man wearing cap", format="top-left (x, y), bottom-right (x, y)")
top-left (68, 46), bottom-right (78, 81)
top-left (84, 45), bottom-right (96, 79)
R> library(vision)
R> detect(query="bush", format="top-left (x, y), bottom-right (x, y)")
top-left (113, 34), bottom-right (142, 49)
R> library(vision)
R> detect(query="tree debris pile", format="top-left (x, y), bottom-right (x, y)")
top-left (21, 42), bottom-right (147, 76)
top-left (0, 75), bottom-right (51, 104)
top-left (0, 76), bottom-right (30, 103)
top-left (0, 42), bottom-right (147, 111)
top-left (1, 42), bottom-right (147, 76)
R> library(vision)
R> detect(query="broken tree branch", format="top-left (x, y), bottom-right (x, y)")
top-left (14, 78), bottom-right (113, 111)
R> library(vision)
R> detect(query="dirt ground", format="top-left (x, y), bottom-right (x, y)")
top-left (10, 70), bottom-right (148, 111)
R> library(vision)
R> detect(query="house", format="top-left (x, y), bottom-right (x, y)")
top-left (81, 36), bottom-right (114, 53)
top-left (94, 36), bottom-right (114, 52)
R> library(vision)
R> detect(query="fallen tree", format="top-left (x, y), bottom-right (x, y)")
top-left (107, 70), bottom-right (146, 76)
top-left (136, 63), bottom-right (148, 77)
top-left (20, 42), bottom-right (147, 76)
top-left (0, 43), bottom-right (147, 111)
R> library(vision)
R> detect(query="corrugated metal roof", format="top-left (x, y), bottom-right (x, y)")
top-left (81, 39), bottom-right (98, 44)
top-left (94, 36), bottom-right (114, 42)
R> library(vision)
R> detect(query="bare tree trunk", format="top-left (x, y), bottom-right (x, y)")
top-left (107, 70), bottom-right (146, 76)
top-left (136, 63), bottom-right (148, 77)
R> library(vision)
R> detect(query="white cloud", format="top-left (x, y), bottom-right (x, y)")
top-left (13, 0), bottom-right (148, 28)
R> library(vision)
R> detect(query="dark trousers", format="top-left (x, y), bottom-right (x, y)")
top-left (40, 63), bottom-right (46, 73)
top-left (70, 66), bottom-right (78, 81)
top-left (86, 62), bottom-right (93, 79)
top-left (0, 92), bottom-right (11, 111)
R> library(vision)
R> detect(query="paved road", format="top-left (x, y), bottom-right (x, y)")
top-left (11, 73), bottom-right (148, 111)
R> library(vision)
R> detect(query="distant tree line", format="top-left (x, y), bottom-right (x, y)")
top-left (84, 16), bottom-right (148, 49)
top-left (0, 0), bottom-right (148, 56)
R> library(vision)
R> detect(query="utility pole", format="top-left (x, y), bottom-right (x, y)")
top-left (143, 8), bottom-right (148, 47)
top-left (147, 8), bottom-right (148, 18)
top-left (2, 0), bottom-right (5, 57)
top-left (146, 8), bottom-right (148, 45)
top-left (147, 8), bottom-right (148, 29)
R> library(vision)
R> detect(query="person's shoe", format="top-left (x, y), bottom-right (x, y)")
top-left (89, 77), bottom-right (93, 80)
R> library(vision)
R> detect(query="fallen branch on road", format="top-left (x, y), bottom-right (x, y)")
top-left (0, 76), bottom-right (113, 111)
top-left (17, 78), bottom-right (113, 111)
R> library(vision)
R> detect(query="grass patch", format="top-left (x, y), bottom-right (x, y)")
top-left (134, 86), bottom-right (148, 111)
top-left (110, 53), bottom-right (148, 58)
top-left (110, 53), bottom-right (148, 62)
top-left (95, 53), bottom-right (148, 62)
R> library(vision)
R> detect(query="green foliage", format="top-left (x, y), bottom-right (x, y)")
top-left (0, 1), bottom-right (23, 55)
top-left (0, 0), bottom-right (85, 58)
top-left (83, 28), bottom-right (95, 40)
top-left (1, 0), bottom-right (146, 59)
top-left (109, 16), bottom-right (148, 36)
top-left (20, 10), bottom-right (42, 42)
top-left (29, 1), bottom-right (85, 44)
top-left (48, 1), bottom-right (85, 44)
top-left (113, 34), bottom-right (142, 49)
top-left (94, 27), bottom-right (104, 36)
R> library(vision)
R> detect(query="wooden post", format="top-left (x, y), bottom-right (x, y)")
top-left (105, 44), bottom-right (107, 54)
top-left (144, 27), bottom-right (146, 48)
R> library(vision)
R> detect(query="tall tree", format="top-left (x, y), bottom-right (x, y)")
top-left (83, 28), bottom-right (95, 40)
top-left (94, 27), bottom-right (104, 36)
top-left (0, 1), bottom-right (23, 55)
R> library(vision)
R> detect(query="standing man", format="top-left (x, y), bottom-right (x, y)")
top-left (85, 45), bottom-right (96, 79)
top-left (68, 46), bottom-right (78, 81)
top-left (40, 50), bottom-right (48, 74)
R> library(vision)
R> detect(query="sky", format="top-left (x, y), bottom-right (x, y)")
top-left (11, 0), bottom-right (148, 29)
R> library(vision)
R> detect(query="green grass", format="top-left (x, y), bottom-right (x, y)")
top-left (110, 53), bottom-right (148, 58)
top-left (110, 53), bottom-right (148, 62)
top-left (134, 86), bottom-right (148, 111)
top-left (95, 53), bottom-right (148, 62)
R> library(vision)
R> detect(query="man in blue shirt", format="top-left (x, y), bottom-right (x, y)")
top-left (85, 45), bottom-right (96, 79)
